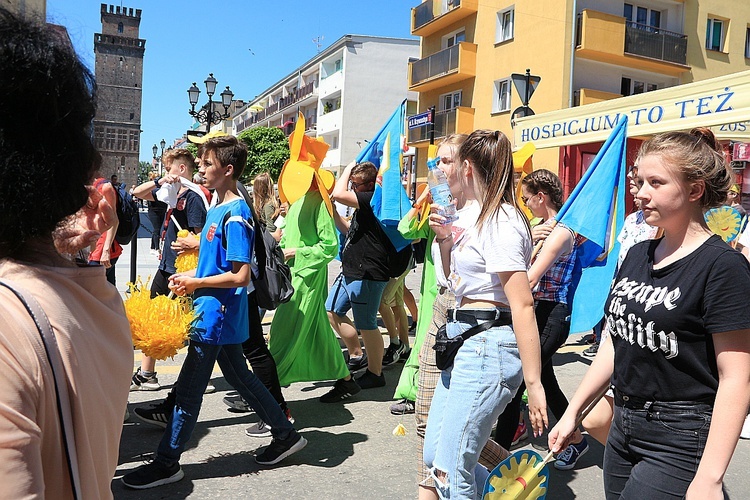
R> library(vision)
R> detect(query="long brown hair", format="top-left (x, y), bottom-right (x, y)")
top-left (252, 172), bottom-right (278, 218)
top-left (457, 129), bottom-right (528, 233)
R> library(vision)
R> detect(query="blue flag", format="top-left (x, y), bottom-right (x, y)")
top-left (356, 100), bottom-right (413, 251)
top-left (557, 116), bottom-right (628, 333)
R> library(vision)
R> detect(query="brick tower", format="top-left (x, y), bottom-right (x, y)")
top-left (93, 4), bottom-right (145, 189)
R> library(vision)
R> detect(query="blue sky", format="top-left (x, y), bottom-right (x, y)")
top-left (46, 1), bottom-right (416, 163)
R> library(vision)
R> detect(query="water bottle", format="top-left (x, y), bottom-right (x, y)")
top-left (427, 158), bottom-right (458, 223)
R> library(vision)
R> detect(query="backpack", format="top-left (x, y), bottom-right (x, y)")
top-left (94, 179), bottom-right (140, 245)
top-left (236, 182), bottom-right (294, 310)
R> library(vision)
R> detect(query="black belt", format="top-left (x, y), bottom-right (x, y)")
top-left (448, 308), bottom-right (512, 324)
top-left (614, 388), bottom-right (714, 410)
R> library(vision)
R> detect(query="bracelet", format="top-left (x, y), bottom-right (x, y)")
top-left (435, 234), bottom-right (453, 244)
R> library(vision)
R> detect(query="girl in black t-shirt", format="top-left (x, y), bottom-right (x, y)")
top-left (548, 128), bottom-right (750, 500)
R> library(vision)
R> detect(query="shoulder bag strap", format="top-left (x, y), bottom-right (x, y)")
top-left (0, 279), bottom-right (82, 499)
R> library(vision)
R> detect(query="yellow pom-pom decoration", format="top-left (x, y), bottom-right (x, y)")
top-left (174, 231), bottom-right (200, 273)
top-left (392, 423), bottom-right (407, 437)
top-left (124, 278), bottom-right (194, 360)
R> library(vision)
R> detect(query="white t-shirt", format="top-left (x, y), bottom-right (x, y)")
top-left (432, 201), bottom-right (481, 288)
top-left (448, 203), bottom-right (531, 305)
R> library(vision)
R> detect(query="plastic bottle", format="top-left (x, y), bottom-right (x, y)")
top-left (427, 157), bottom-right (458, 223)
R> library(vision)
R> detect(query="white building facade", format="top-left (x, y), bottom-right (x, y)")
top-left (232, 34), bottom-right (419, 175)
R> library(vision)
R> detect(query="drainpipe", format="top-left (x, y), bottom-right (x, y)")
top-left (568, 0), bottom-right (577, 108)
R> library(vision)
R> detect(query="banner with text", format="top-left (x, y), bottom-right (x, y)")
top-left (514, 70), bottom-right (750, 149)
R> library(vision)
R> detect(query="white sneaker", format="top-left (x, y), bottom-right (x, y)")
top-left (741, 414), bottom-right (750, 440)
top-left (204, 381), bottom-right (216, 394)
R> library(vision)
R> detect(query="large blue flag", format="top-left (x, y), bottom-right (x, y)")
top-left (557, 116), bottom-right (628, 333)
top-left (356, 100), bottom-right (412, 251)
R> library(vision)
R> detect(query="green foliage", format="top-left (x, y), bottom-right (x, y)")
top-left (237, 126), bottom-right (290, 183)
top-left (186, 142), bottom-right (198, 158)
top-left (137, 160), bottom-right (152, 184)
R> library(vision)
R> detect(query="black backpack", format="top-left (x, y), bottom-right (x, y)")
top-left (236, 182), bottom-right (294, 310)
top-left (95, 179), bottom-right (140, 245)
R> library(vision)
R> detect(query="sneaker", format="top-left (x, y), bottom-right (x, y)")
top-left (223, 394), bottom-right (251, 412)
top-left (204, 381), bottom-right (216, 394)
top-left (383, 342), bottom-right (407, 366)
top-left (408, 321), bottom-right (417, 333)
top-left (134, 401), bottom-right (172, 429)
top-left (583, 333), bottom-right (597, 344)
top-left (347, 352), bottom-right (368, 372)
top-left (130, 368), bottom-right (160, 391)
top-left (554, 438), bottom-right (589, 470)
top-left (320, 377), bottom-right (361, 403)
top-left (390, 399), bottom-right (415, 415)
top-left (399, 347), bottom-right (412, 362)
top-left (245, 408), bottom-right (295, 438)
top-left (511, 420), bottom-right (529, 446)
top-left (255, 433), bottom-right (307, 465)
top-left (741, 414), bottom-right (750, 439)
top-left (121, 461), bottom-right (184, 489)
top-left (582, 343), bottom-right (599, 358)
top-left (356, 369), bottom-right (386, 389)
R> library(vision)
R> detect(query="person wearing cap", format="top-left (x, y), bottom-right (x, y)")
top-left (726, 184), bottom-right (746, 216)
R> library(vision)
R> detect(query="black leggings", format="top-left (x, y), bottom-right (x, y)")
top-left (495, 300), bottom-right (571, 448)
top-left (242, 290), bottom-right (287, 411)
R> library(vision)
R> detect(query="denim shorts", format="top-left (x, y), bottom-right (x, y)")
top-left (604, 390), bottom-right (713, 499)
top-left (325, 273), bottom-right (388, 330)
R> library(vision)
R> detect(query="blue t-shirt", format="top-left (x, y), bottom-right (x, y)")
top-left (191, 197), bottom-right (254, 345)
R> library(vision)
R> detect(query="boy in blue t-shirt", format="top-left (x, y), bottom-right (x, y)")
top-left (123, 136), bottom-right (306, 490)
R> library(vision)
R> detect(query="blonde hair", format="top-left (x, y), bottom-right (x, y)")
top-left (636, 127), bottom-right (733, 209)
top-left (252, 172), bottom-right (278, 218)
top-left (457, 129), bottom-right (529, 233)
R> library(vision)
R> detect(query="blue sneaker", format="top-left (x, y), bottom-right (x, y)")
top-left (554, 438), bottom-right (589, 470)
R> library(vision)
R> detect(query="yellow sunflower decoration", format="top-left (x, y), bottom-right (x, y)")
top-left (483, 450), bottom-right (549, 500)
top-left (174, 229), bottom-right (200, 273)
top-left (277, 112), bottom-right (334, 216)
top-left (124, 278), bottom-right (194, 360)
top-left (704, 206), bottom-right (743, 242)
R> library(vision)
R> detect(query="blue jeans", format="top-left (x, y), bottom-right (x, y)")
top-left (604, 392), bottom-right (713, 499)
top-left (423, 313), bottom-right (523, 499)
top-left (156, 340), bottom-right (295, 466)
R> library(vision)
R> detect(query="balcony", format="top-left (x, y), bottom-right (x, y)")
top-left (575, 9), bottom-right (689, 77)
top-left (407, 106), bottom-right (475, 144)
top-left (411, 0), bottom-right (478, 37)
top-left (408, 42), bottom-right (477, 92)
top-left (319, 70), bottom-right (343, 99)
top-left (624, 22), bottom-right (687, 65)
top-left (573, 88), bottom-right (622, 107)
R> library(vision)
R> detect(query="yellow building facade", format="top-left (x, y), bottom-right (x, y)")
top-left (407, 0), bottom-right (750, 180)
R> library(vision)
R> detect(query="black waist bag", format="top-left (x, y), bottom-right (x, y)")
top-left (434, 311), bottom-right (512, 370)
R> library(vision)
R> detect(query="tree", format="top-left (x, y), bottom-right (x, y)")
top-left (185, 142), bottom-right (198, 159)
top-left (138, 160), bottom-right (152, 185)
top-left (237, 126), bottom-right (290, 183)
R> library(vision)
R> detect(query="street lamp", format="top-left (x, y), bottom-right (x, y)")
top-left (187, 73), bottom-right (234, 132)
top-left (152, 139), bottom-right (166, 175)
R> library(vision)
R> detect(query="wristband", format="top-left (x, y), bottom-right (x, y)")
top-left (436, 234), bottom-right (453, 244)
top-left (154, 177), bottom-right (161, 188)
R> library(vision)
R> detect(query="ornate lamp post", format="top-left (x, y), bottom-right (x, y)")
top-left (187, 73), bottom-right (234, 131)
top-left (152, 139), bottom-right (166, 175)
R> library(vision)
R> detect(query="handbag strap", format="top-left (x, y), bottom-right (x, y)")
top-left (0, 279), bottom-right (82, 499)
top-left (457, 314), bottom-right (512, 342)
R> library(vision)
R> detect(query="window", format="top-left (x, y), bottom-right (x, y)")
top-left (440, 91), bottom-right (462, 111)
top-left (624, 4), bottom-right (661, 30)
top-left (117, 22), bottom-right (123, 33)
top-left (706, 17), bottom-right (725, 51)
top-left (621, 77), bottom-right (659, 96)
top-left (493, 78), bottom-right (511, 113)
top-left (496, 7), bottom-right (514, 43)
top-left (334, 59), bottom-right (342, 72)
top-left (444, 29), bottom-right (466, 49)
top-left (746, 27), bottom-right (750, 58)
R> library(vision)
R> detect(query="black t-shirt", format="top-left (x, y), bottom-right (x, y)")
top-left (159, 189), bottom-right (207, 274)
top-left (606, 235), bottom-right (750, 403)
top-left (341, 191), bottom-right (410, 281)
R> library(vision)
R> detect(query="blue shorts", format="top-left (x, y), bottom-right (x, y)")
top-left (325, 273), bottom-right (388, 330)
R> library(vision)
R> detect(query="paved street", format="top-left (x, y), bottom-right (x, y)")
top-left (113, 227), bottom-right (749, 499)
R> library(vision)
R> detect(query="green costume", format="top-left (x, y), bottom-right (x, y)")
top-left (268, 190), bottom-right (350, 385)
top-left (393, 211), bottom-right (436, 401)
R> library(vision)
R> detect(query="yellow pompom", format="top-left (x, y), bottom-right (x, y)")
top-left (392, 423), bottom-right (407, 437)
top-left (175, 250), bottom-right (199, 273)
top-left (177, 229), bottom-right (189, 238)
top-left (124, 277), bottom-right (194, 360)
